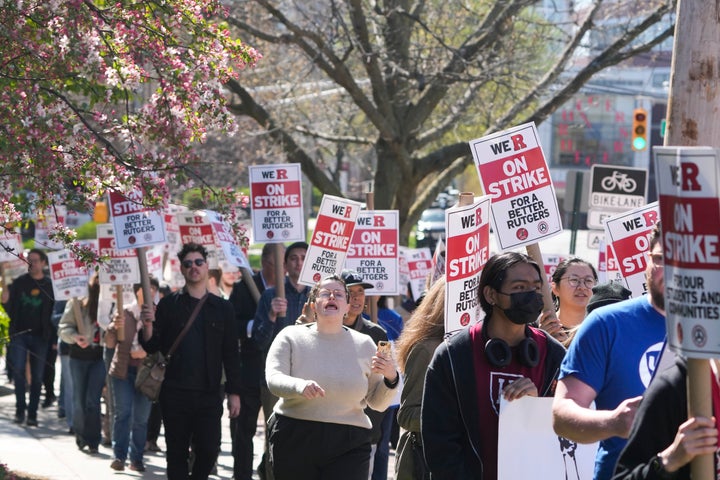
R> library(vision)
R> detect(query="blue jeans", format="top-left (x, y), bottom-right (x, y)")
top-left (372, 406), bottom-right (398, 480)
top-left (59, 354), bottom-right (74, 429)
top-left (70, 355), bottom-right (106, 449)
top-left (111, 365), bottom-right (152, 463)
top-left (9, 333), bottom-right (49, 419)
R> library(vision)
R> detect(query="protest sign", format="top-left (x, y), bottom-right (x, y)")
top-left (498, 397), bottom-right (597, 480)
top-left (542, 254), bottom-right (568, 284)
top-left (249, 163), bottom-right (305, 242)
top-left (108, 191), bottom-right (167, 250)
top-left (98, 283), bottom-right (136, 330)
top-left (444, 197), bottom-right (491, 332)
top-left (47, 250), bottom-right (90, 300)
top-left (603, 202), bottom-right (660, 297)
top-left (0, 228), bottom-right (23, 262)
top-left (176, 210), bottom-right (220, 268)
top-left (96, 224), bottom-right (140, 285)
top-left (655, 147), bottom-right (720, 358)
top-left (469, 122), bottom-right (562, 249)
top-left (402, 247), bottom-right (433, 302)
top-left (596, 239), bottom-right (623, 285)
top-left (344, 210), bottom-right (399, 295)
top-left (299, 195), bottom-right (362, 286)
top-left (34, 206), bottom-right (66, 250)
top-left (145, 244), bottom-right (165, 281)
top-left (164, 204), bottom-right (187, 253)
top-left (206, 210), bottom-right (251, 270)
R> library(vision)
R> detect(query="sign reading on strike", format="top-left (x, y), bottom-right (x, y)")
top-left (401, 247), bottom-right (433, 303)
top-left (176, 211), bottom-right (220, 269)
top-left (469, 122), bottom-right (562, 249)
top-left (603, 202), bottom-right (660, 297)
top-left (344, 210), bottom-right (399, 295)
top-left (444, 196), bottom-right (491, 333)
top-left (96, 224), bottom-right (140, 285)
top-left (206, 210), bottom-right (251, 270)
top-left (299, 195), bottom-right (361, 286)
top-left (655, 146), bottom-right (720, 359)
top-left (108, 191), bottom-right (167, 250)
top-left (48, 250), bottom-right (90, 300)
top-left (249, 164), bottom-right (305, 242)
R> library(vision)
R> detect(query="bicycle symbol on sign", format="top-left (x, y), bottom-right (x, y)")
top-left (601, 171), bottom-right (637, 193)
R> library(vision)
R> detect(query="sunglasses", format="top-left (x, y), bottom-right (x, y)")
top-left (181, 258), bottom-right (206, 269)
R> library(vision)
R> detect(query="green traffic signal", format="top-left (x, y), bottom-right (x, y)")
top-left (632, 136), bottom-right (647, 150)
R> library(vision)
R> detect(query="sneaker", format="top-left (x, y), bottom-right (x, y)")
top-left (129, 462), bottom-right (145, 472)
top-left (110, 459), bottom-right (125, 471)
top-left (26, 417), bottom-right (38, 427)
top-left (42, 395), bottom-right (56, 408)
top-left (88, 447), bottom-right (99, 455)
top-left (13, 413), bottom-right (25, 424)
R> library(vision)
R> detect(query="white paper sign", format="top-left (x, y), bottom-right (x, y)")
top-left (344, 210), bottom-right (399, 295)
top-left (498, 397), bottom-right (597, 480)
top-left (655, 146), bottom-right (720, 358)
top-left (108, 191), bottom-right (167, 249)
top-left (402, 247), bottom-right (433, 302)
top-left (0, 228), bottom-right (23, 262)
top-left (469, 122), bottom-right (563, 249)
top-left (96, 224), bottom-right (140, 285)
top-left (444, 197), bottom-right (491, 332)
top-left (300, 195), bottom-right (362, 286)
top-left (176, 211), bottom-right (219, 269)
top-left (249, 163), bottom-right (305, 242)
top-left (206, 210), bottom-right (251, 270)
top-left (34, 206), bottom-right (66, 250)
top-left (47, 250), bottom-right (90, 301)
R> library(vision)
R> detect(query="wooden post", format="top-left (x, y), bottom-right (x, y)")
top-left (365, 192), bottom-right (378, 323)
top-left (273, 243), bottom-right (286, 320)
top-left (136, 246), bottom-right (153, 312)
top-left (665, 1), bottom-right (719, 476)
top-left (240, 266), bottom-right (261, 303)
top-left (525, 243), bottom-right (566, 342)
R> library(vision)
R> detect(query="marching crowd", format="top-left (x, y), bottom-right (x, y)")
top-left (2, 220), bottom-right (719, 480)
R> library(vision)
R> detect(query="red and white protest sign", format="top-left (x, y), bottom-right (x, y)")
top-left (47, 250), bottom-right (90, 300)
top-left (34, 206), bottom-right (66, 250)
top-left (596, 239), bottom-right (623, 285)
top-left (603, 202), bottom-right (660, 297)
top-left (542, 254), bottom-right (568, 284)
top-left (0, 228), bottom-right (23, 262)
top-left (402, 247), bottom-right (433, 302)
top-left (299, 195), bottom-right (362, 286)
top-left (176, 210), bottom-right (220, 268)
top-left (444, 196), bottom-right (491, 333)
top-left (469, 122), bottom-right (562, 249)
top-left (164, 204), bottom-right (187, 253)
top-left (656, 147), bottom-right (720, 358)
top-left (206, 210), bottom-right (251, 270)
top-left (344, 210), bottom-right (399, 295)
top-left (250, 164), bottom-right (305, 242)
top-left (108, 191), bottom-right (166, 250)
top-left (96, 224), bottom-right (140, 285)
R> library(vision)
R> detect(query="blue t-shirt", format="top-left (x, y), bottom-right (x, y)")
top-left (559, 295), bottom-right (665, 480)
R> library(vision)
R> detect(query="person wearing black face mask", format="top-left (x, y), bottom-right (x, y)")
top-left (421, 252), bottom-right (566, 480)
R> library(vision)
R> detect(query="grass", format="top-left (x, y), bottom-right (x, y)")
top-left (0, 463), bottom-right (50, 480)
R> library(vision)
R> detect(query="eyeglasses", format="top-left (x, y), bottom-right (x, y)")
top-left (181, 258), bottom-right (206, 269)
top-left (317, 290), bottom-right (346, 300)
top-left (562, 276), bottom-right (597, 289)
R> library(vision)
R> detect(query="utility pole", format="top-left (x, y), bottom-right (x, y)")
top-left (664, 1), bottom-right (720, 477)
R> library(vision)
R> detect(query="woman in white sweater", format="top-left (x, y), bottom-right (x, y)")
top-left (265, 274), bottom-right (400, 480)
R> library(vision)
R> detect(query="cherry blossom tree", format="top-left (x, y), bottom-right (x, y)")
top-left (0, 0), bottom-right (260, 259)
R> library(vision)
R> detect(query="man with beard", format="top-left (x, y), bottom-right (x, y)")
top-left (552, 221), bottom-right (666, 480)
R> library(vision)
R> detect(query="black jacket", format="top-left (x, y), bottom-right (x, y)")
top-left (421, 326), bottom-right (566, 479)
top-left (228, 272), bottom-right (265, 391)
top-left (613, 357), bottom-right (694, 480)
top-left (140, 290), bottom-right (243, 395)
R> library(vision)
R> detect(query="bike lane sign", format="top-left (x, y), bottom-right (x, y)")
top-left (587, 165), bottom-right (648, 229)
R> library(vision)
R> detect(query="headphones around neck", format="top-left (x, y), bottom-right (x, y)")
top-left (481, 321), bottom-right (539, 368)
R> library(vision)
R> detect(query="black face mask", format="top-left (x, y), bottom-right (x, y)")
top-left (500, 291), bottom-right (544, 325)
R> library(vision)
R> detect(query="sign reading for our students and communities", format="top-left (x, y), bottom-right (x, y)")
top-left (444, 196), bottom-right (491, 333)
top-left (206, 210), bottom-right (251, 270)
top-left (47, 250), bottom-right (90, 300)
top-left (249, 163), bottom-right (305, 242)
top-left (344, 210), bottom-right (399, 295)
top-left (469, 122), bottom-right (562, 249)
top-left (108, 191), bottom-right (167, 250)
top-left (96, 224), bottom-right (140, 285)
top-left (299, 195), bottom-right (362, 286)
top-left (655, 146), bottom-right (720, 358)
top-left (603, 202), bottom-right (660, 297)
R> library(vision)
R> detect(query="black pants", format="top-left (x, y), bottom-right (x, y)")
top-left (232, 386), bottom-right (262, 480)
top-left (146, 402), bottom-right (162, 443)
top-left (161, 387), bottom-right (223, 480)
top-left (267, 414), bottom-right (372, 480)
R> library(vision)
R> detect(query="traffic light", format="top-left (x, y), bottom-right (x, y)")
top-left (631, 108), bottom-right (648, 151)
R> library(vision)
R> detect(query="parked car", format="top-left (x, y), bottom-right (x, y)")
top-left (415, 208), bottom-right (446, 250)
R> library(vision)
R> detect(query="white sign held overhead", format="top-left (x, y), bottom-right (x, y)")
top-left (96, 224), bottom-right (140, 285)
top-left (249, 164), bottom-right (305, 243)
top-left (206, 210), bottom-right (251, 270)
top-left (344, 210), bottom-right (399, 295)
top-left (299, 195), bottom-right (362, 286)
top-left (108, 191), bottom-right (167, 250)
top-left (48, 250), bottom-right (90, 301)
top-left (176, 211), bottom-right (220, 269)
top-left (469, 122), bottom-right (563, 250)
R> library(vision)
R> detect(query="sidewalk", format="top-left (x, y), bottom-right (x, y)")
top-left (0, 380), bottom-right (251, 479)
